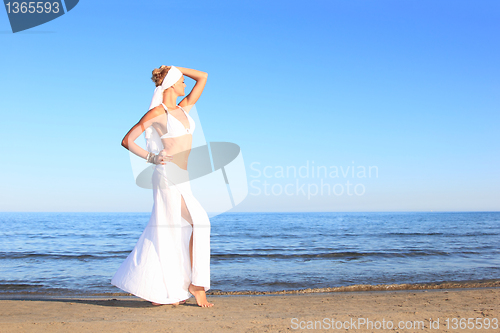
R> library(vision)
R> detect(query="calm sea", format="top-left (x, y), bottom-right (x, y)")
top-left (0, 212), bottom-right (498, 296)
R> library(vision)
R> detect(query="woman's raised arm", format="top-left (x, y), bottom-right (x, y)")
top-left (176, 67), bottom-right (208, 109)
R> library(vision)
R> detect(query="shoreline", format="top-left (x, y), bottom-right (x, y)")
top-left (1, 278), bottom-right (499, 298)
top-left (0, 285), bottom-right (499, 301)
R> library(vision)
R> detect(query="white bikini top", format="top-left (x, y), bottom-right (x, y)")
top-left (160, 102), bottom-right (195, 139)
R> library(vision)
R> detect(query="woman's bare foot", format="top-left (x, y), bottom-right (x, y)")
top-left (188, 284), bottom-right (214, 307)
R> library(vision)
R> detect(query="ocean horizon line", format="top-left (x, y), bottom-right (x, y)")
top-left (0, 210), bottom-right (499, 214)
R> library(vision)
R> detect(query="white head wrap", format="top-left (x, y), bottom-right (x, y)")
top-left (148, 65), bottom-right (183, 110)
top-left (145, 66), bottom-right (183, 155)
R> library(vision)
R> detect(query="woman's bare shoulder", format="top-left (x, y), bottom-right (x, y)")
top-left (143, 105), bottom-right (165, 119)
top-left (137, 106), bottom-right (166, 129)
top-left (150, 105), bottom-right (165, 115)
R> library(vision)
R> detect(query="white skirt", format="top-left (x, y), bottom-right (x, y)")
top-left (111, 161), bottom-right (211, 304)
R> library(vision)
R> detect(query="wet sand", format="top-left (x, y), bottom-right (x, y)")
top-left (0, 282), bottom-right (499, 332)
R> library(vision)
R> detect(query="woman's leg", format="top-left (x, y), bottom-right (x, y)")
top-left (180, 194), bottom-right (214, 307)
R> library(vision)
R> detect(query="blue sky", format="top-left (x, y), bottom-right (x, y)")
top-left (0, 0), bottom-right (498, 212)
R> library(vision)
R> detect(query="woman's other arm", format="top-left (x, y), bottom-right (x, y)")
top-left (176, 67), bottom-right (208, 109)
top-left (121, 107), bottom-right (163, 159)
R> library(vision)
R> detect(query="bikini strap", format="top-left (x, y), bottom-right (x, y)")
top-left (161, 102), bottom-right (169, 114)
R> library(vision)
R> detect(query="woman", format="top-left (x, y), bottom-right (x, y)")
top-left (111, 65), bottom-right (213, 307)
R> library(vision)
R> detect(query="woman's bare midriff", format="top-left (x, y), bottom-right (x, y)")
top-left (161, 134), bottom-right (193, 170)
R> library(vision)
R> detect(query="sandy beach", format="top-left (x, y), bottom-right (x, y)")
top-left (1, 282), bottom-right (498, 332)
